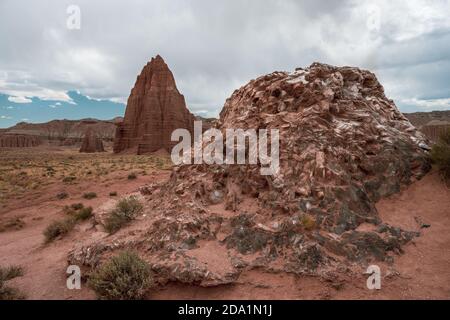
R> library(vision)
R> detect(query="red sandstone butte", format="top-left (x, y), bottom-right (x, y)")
top-left (79, 129), bottom-right (105, 153)
top-left (113, 55), bottom-right (195, 154)
top-left (0, 134), bottom-right (41, 148)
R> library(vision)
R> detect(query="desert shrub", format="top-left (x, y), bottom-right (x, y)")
top-left (83, 192), bottom-right (97, 200)
top-left (0, 217), bottom-right (25, 233)
top-left (71, 203), bottom-right (84, 210)
top-left (0, 265), bottom-right (25, 300)
top-left (301, 214), bottom-right (316, 231)
top-left (74, 207), bottom-right (93, 221)
top-left (62, 176), bottom-right (76, 183)
top-left (104, 196), bottom-right (143, 234)
top-left (43, 217), bottom-right (76, 243)
top-left (88, 251), bottom-right (152, 300)
top-left (430, 128), bottom-right (450, 184)
top-left (56, 192), bottom-right (69, 200)
top-left (0, 265), bottom-right (23, 280)
top-left (109, 191), bottom-right (118, 197)
top-left (127, 173), bottom-right (137, 180)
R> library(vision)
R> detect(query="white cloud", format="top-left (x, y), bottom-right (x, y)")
top-left (8, 96), bottom-right (32, 103)
top-left (401, 98), bottom-right (450, 110)
top-left (0, 115), bottom-right (12, 119)
top-left (0, 0), bottom-right (448, 115)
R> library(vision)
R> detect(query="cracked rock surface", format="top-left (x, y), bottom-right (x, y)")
top-left (69, 63), bottom-right (431, 286)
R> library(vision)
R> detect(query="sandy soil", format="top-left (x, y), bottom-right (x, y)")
top-left (0, 148), bottom-right (448, 299)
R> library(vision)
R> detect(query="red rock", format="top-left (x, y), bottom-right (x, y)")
top-left (79, 129), bottom-right (105, 153)
top-left (113, 55), bottom-right (195, 154)
top-left (70, 63), bottom-right (433, 286)
top-left (0, 134), bottom-right (41, 147)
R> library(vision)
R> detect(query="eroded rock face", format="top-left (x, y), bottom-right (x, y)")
top-left (79, 129), bottom-right (105, 153)
top-left (113, 55), bottom-right (195, 154)
top-left (70, 63), bottom-right (431, 287)
top-left (0, 134), bottom-right (41, 147)
top-left (420, 122), bottom-right (450, 142)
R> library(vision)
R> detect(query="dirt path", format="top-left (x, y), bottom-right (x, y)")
top-left (1, 168), bottom-right (448, 299)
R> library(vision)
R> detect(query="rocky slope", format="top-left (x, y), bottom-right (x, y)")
top-left (69, 63), bottom-right (431, 287)
top-left (113, 55), bottom-right (195, 154)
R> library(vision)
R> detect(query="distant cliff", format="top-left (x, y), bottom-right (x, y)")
top-left (404, 110), bottom-right (450, 142)
top-left (0, 117), bottom-right (122, 146)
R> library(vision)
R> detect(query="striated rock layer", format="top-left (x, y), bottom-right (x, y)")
top-left (79, 129), bottom-right (105, 153)
top-left (113, 55), bottom-right (195, 154)
top-left (70, 63), bottom-right (431, 287)
top-left (420, 121), bottom-right (450, 142)
top-left (0, 134), bottom-right (41, 148)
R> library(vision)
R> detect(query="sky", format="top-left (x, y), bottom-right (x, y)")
top-left (0, 0), bottom-right (449, 128)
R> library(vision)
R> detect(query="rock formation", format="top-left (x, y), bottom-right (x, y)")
top-left (79, 129), bottom-right (105, 153)
top-left (2, 118), bottom-right (119, 147)
top-left (113, 55), bottom-right (195, 154)
top-left (0, 134), bottom-right (41, 148)
top-left (420, 121), bottom-right (450, 142)
top-left (405, 110), bottom-right (450, 142)
top-left (70, 63), bottom-right (431, 287)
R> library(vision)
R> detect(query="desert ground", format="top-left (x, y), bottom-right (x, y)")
top-left (0, 145), bottom-right (448, 300)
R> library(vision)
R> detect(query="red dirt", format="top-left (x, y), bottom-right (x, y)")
top-left (0, 166), bottom-right (448, 300)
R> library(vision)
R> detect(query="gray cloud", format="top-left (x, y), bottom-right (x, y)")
top-left (0, 0), bottom-right (449, 117)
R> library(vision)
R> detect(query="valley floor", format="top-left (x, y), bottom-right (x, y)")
top-left (0, 147), bottom-right (449, 299)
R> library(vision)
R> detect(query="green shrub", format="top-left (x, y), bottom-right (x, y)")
top-left (83, 192), bottom-right (97, 200)
top-left (127, 173), bottom-right (137, 180)
top-left (62, 176), bottom-right (76, 183)
top-left (43, 217), bottom-right (76, 243)
top-left (56, 192), bottom-right (69, 200)
top-left (88, 251), bottom-right (152, 300)
top-left (109, 191), bottom-right (118, 197)
top-left (104, 196), bottom-right (143, 234)
top-left (0, 265), bottom-right (23, 280)
top-left (74, 207), bottom-right (93, 221)
top-left (0, 217), bottom-right (25, 233)
top-left (301, 214), bottom-right (316, 231)
top-left (0, 265), bottom-right (25, 300)
top-left (70, 203), bottom-right (84, 210)
top-left (430, 128), bottom-right (450, 184)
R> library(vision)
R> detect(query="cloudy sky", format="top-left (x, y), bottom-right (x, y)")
top-left (0, 0), bottom-right (449, 127)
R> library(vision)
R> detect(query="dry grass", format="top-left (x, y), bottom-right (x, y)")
top-left (430, 128), bottom-right (450, 185)
top-left (44, 204), bottom-right (94, 243)
top-left (0, 148), bottom-right (171, 209)
top-left (0, 217), bottom-right (25, 233)
top-left (88, 251), bottom-right (152, 300)
top-left (104, 196), bottom-right (143, 234)
top-left (0, 265), bottom-right (25, 300)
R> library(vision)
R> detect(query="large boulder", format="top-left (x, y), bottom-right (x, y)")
top-left (70, 63), bottom-right (431, 285)
top-left (113, 55), bottom-right (195, 154)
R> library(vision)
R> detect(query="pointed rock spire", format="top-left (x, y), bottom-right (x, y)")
top-left (114, 55), bottom-right (195, 154)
